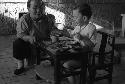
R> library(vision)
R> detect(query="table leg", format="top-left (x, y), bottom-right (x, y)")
top-left (54, 54), bottom-right (61, 84)
top-left (80, 54), bottom-right (88, 84)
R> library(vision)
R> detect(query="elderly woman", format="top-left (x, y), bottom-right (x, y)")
top-left (13, 0), bottom-right (56, 75)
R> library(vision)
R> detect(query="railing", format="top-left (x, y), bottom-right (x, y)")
top-left (90, 16), bottom-right (115, 35)
top-left (0, 2), bottom-right (25, 35)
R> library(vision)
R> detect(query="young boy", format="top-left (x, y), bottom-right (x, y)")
top-left (63, 3), bottom-right (96, 84)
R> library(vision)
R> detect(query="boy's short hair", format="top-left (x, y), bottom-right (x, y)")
top-left (27, 0), bottom-right (45, 8)
top-left (47, 14), bottom-right (55, 20)
top-left (47, 14), bottom-right (55, 25)
top-left (74, 3), bottom-right (92, 20)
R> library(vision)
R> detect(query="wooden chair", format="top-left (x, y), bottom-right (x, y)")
top-left (19, 12), bottom-right (27, 18)
top-left (114, 37), bottom-right (125, 64)
top-left (88, 31), bottom-right (115, 84)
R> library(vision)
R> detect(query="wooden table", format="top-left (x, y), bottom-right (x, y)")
top-left (34, 44), bottom-right (90, 84)
top-left (54, 48), bottom-right (90, 84)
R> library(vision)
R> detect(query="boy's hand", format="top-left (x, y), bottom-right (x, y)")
top-left (28, 36), bottom-right (36, 44)
top-left (73, 34), bottom-right (80, 42)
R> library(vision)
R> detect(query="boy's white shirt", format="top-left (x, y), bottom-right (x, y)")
top-left (69, 23), bottom-right (96, 47)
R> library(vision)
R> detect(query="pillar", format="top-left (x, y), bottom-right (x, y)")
top-left (121, 14), bottom-right (125, 37)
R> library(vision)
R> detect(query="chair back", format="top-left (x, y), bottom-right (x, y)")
top-left (19, 12), bottom-right (27, 18)
top-left (96, 31), bottom-right (115, 64)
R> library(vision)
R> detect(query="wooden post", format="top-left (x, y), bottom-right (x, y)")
top-left (121, 14), bottom-right (125, 37)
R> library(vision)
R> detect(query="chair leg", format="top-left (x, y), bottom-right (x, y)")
top-left (108, 73), bottom-right (112, 84)
top-left (108, 78), bottom-right (112, 84)
top-left (89, 74), bottom-right (94, 84)
top-left (108, 71), bottom-right (113, 84)
top-left (88, 71), bottom-right (95, 84)
top-left (117, 50), bottom-right (122, 64)
top-left (115, 48), bottom-right (122, 64)
top-left (88, 69), bottom-right (95, 84)
top-left (108, 66), bottom-right (113, 84)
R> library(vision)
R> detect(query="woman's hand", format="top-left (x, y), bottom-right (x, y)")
top-left (22, 36), bottom-right (36, 44)
top-left (50, 36), bottom-right (58, 43)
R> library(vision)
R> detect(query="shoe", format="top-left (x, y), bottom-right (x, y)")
top-left (14, 68), bottom-right (25, 75)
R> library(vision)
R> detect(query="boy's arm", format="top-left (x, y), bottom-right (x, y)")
top-left (75, 26), bottom-right (96, 47)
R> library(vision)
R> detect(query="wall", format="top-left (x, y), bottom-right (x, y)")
top-left (78, 0), bottom-right (125, 29)
top-left (0, 1), bottom-right (66, 35)
top-left (48, 0), bottom-right (125, 29)
top-left (1, 0), bottom-right (125, 34)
